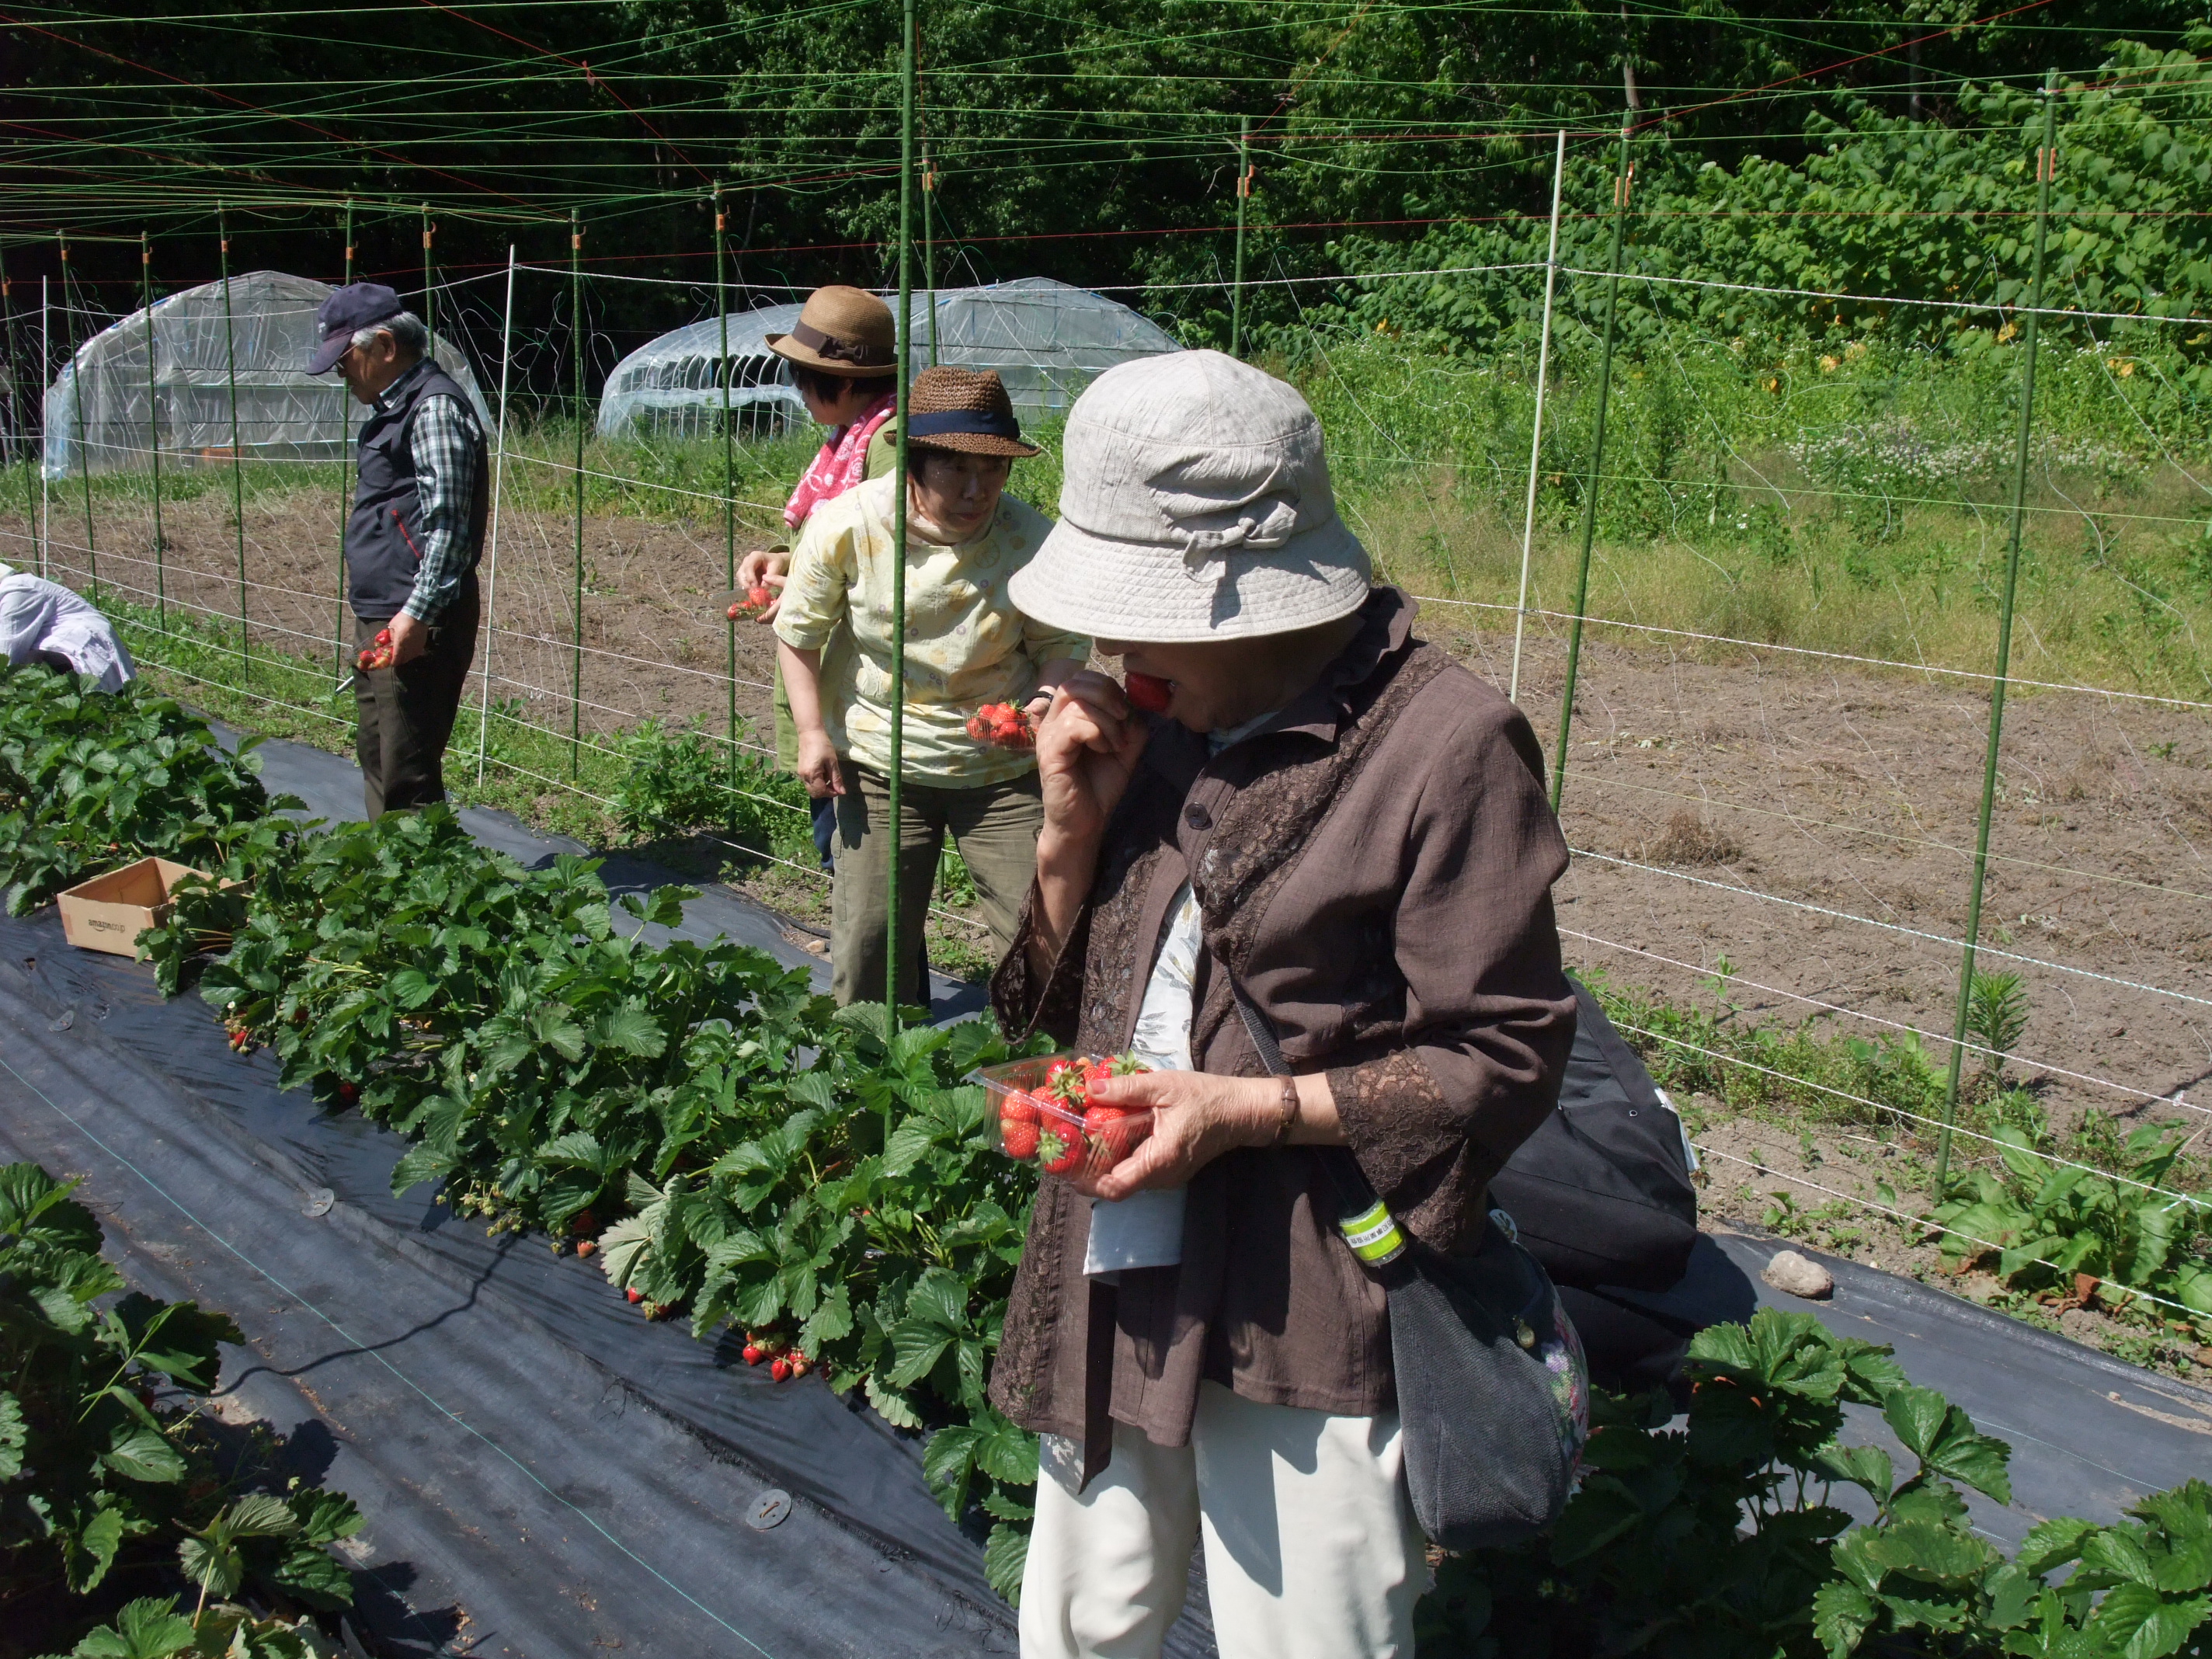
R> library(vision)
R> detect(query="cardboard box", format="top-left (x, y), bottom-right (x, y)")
top-left (57, 857), bottom-right (224, 958)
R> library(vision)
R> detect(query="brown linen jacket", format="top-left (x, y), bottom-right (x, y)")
top-left (986, 586), bottom-right (1577, 1464)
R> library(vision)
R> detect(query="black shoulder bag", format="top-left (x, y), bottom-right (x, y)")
top-left (1223, 972), bottom-right (1588, 1553)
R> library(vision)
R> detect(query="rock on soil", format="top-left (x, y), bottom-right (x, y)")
top-left (1762, 1248), bottom-right (1836, 1299)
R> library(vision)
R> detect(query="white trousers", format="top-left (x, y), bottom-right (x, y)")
top-left (1019, 1382), bottom-right (1428, 1659)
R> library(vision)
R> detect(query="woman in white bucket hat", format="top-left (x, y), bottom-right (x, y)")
top-left (990, 352), bottom-right (1578, 1658)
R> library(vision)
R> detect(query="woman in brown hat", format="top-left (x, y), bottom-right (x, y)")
top-left (773, 366), bottom-right (1088, 1007)
top-left (733, 285), bottom-right (901, 869)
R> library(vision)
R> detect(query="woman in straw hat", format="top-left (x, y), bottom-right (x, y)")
top-left (733, 285), bottom-right (901, 871)
top-left (990, 351), bottom-right (1577, 1657)
top-left (774, 365), bottom-right (1087, 1007)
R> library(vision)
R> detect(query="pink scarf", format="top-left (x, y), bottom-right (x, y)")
top-left (783, 392), bottom-right (897, 530)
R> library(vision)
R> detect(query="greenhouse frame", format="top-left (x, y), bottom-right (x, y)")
top-left (596, 276), bottom-right (1181, 439)
top-left (41, 270), bottom-right (492, 480)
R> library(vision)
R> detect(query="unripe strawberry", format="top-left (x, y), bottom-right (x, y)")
top-left (576, 1240), bottom-right (596, 1258)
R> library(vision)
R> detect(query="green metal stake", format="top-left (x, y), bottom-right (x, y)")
top-left (922, 142), bottom-right (939, 367)
top-left (1549, 120), bottom-right (1635, 813)
top-left (61, 232), bottom-right (96, 600)
top-left (334, 199), bottom-right (353, 680)
top-left (1935, 73), bottom-right (2061, 1195)
top-left (421, 203), bottom-right (436, 349)
top-left (569, 210), bottom-right (586, 778)
top-left (218, 204), bottom-right (249, 679)
top-left (1231, 117), bottom-right (1250, 356)
top-left (141, 232), bottom-right (165, 629)
top-left (715, 186), bottom-right (737, 795)
top-left (887, 0), bottom-right (916, 1028)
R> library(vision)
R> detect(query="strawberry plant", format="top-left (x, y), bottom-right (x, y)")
top-left (609, 715), bottom-right (807, 848)
top-left (1417, 1308), bottom-right (2212, 1659)
top-left (144, 805), bottom-right (1052, 1599)
top-left (0, 1162), bottom-right (364, 1657)
top-left (0, 662), bottom-right (301, 916)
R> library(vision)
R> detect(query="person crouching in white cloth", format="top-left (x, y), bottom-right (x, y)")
top-left (0, 564), bottom-right (136, 693)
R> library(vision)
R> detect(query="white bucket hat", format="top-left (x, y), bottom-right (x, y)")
top-left (1010, 350), bottom-right (1370, 642)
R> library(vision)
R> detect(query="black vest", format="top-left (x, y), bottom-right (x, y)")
top-left (346, 362), bottom-right (489, 621)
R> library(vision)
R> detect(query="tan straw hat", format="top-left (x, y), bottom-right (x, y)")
top-left (766, 285), bottom-right (896, 378)
top-left (1009, 351), bottom-right (1370, 642)
top-left (906, 367), bottom-right (1042, 458)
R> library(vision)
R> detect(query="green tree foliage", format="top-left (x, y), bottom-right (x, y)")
top-left (1327, 36), bottom-right (2212, 390)
top-left (9, 2), bottom-right (2198, 350)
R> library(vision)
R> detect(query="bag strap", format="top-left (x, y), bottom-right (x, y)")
top-left (1220, 961), bottom-right (1381, 1220)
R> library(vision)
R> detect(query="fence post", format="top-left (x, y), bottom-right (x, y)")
top-left (715, 185), bottom-right (738, 796)
top-left (1935, 72), bottom-right (2060, 1194)
top-left (1510, 130), bottom-right (1567, 707)
top-left (569, 209), bottom-right (586, 778)
top-left (218, 203), bottom-right (249, 679)
top-left (420, 204), bottom-right (435, 349)
top-left (1549, 120), bottom-right (1633, 813)
top-left (40, 276), bottom-right (50, 577)
top-left (1231, 117), bottom-right (1251, 357)
top-left (61, 232), bottom-right (97, 600)
top-left (476, 247), bottom-right (516, 788)
top-left (886, 0), bottom-right (916, 1030)
top-left (331, 200), bottom-right (353, 680)
top-left (922, 141), bottom-right (940, 367)
top-left (141, 231), bottom-right (166, 629)
top-left (3, 252), bottom-right (39, 572)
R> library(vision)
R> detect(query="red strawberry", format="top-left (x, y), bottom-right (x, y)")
top-left (966, 712), bottom-right (993, 742)
top-left (1084, 1104), bottom-right (1139, 1164)
top-left (1125, 673), bottom-right (1173, 714)
top-left (1000, 1112), bottom-right (1041, 1161)
top-left (336, 1082), bottom-right (360, 1104)
top-left (743, 1343), bottom-right (763, 1365)
top-left (770, 1357), bottom-right (791, 1382)
top-left (1038, 1127), bottom-right (1083, 1177)
top-left (727, 603), bottom-right (746, 621)
top-left (1043, 1059), bottom-right (1086, 1108)
top-left (747, 584), bottom-right (772, 609)
top-left (626, 1287), bottom-right (644, 1304)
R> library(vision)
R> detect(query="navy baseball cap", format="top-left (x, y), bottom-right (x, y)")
top-left (308, 282), bottom-right (405, 374)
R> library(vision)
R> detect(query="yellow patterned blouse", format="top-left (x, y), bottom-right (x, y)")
top-left (772, 474), bottom-right (1090, 786)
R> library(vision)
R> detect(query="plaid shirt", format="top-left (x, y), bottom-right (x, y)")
top-left (374, 361), bottom-right (483, 624)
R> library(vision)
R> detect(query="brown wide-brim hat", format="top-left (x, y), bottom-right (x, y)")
top-left (766, 284), bottom-right (897, 378)
top-left (905, 366), bottom-right (1041, 458)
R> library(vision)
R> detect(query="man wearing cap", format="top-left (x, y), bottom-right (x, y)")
top-left (989, 352), bottom-right (1577, 1656)
top-left (732, 285), bottom-right (900, 871)
top-left (309, 281), bottom-right (487, 818)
